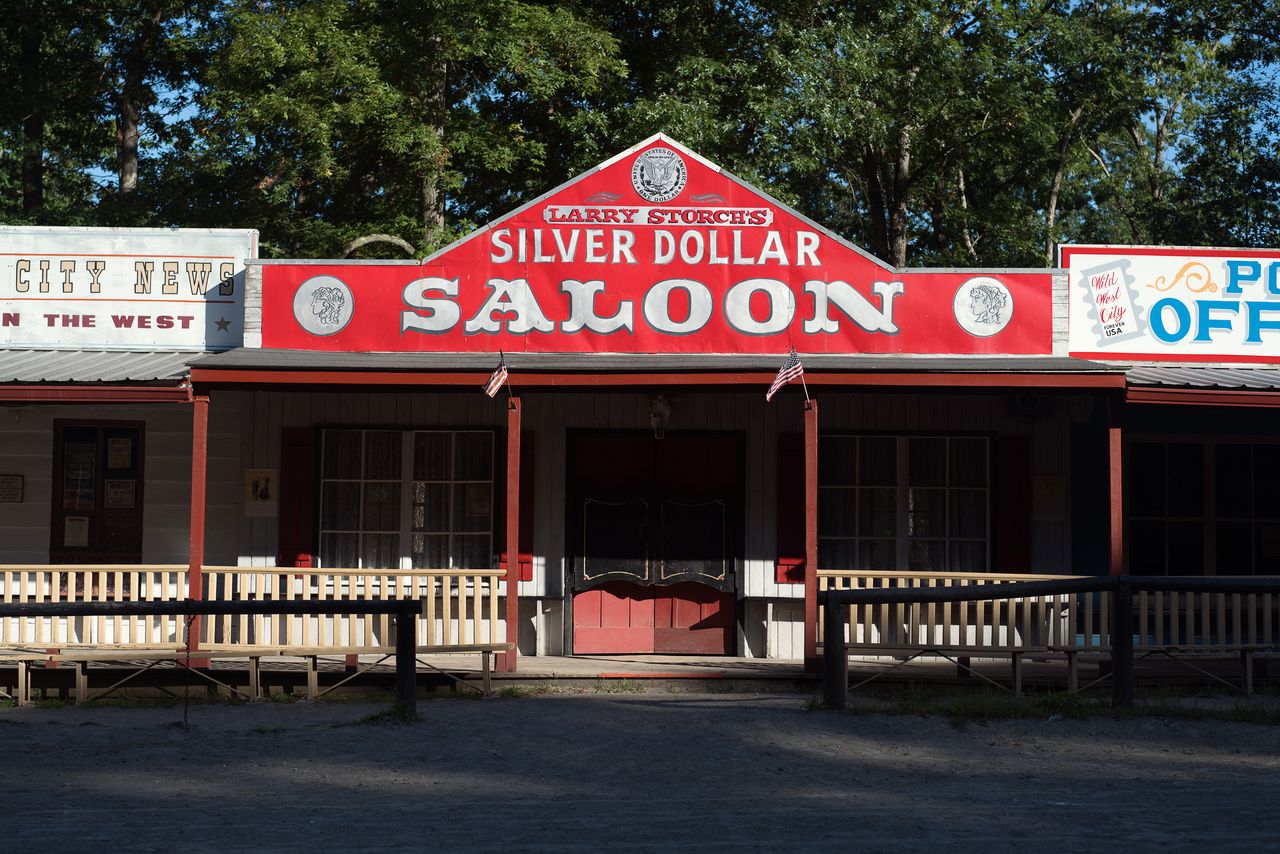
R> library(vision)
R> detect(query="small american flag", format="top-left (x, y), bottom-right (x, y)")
top-left (766, 349), bottom-right (804, 402)
top-left (483, 352), bottom-right (508, 397)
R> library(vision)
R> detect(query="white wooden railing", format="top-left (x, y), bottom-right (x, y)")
top-left (0, 564), bottom-right (508, 653)
top-left (817, 569), bottom-right (1279, 656)
top-left (199, 566), bottom-right (507, 651)
top-left (0, 565), bottom-right (189, 647)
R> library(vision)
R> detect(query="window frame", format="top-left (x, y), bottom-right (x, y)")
top-left (317, 427), bottom-right (496, 571)
top-left (817, 433), bottom-right (991, 573)
top-left (1126, 435), bottom-right (1280, 576)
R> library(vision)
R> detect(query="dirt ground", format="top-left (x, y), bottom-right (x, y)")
top-left (1, 692), bottom-right (1277, 852)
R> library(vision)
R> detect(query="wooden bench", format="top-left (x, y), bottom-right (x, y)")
top-left (1, 642), bottom-right (514, 705)
top-left (1050, 643), bottom-right (1275, 694)
top-left (201, 643), bottom-right (514, 700)
top-left (832, 643), bottom-right (1047, 695)
top-left (0, 652), bottom-right (46, 706)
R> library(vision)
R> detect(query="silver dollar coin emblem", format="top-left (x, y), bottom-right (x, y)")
top-left (631, 147), bottom-right (688, 203)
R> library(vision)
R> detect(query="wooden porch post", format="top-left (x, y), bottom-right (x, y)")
top-left (803, 398), bottom-right (820, 671)
top-left (186, 393), bottom-right (209, 665)
top-left (1109, 400), bottom-right (1124, 577)
top-left (498, 395), bottom-right (521, 672)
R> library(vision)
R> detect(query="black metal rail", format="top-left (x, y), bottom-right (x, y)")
top-left (819, 576), bottom-right (1280, 709)
top-left (0, 598), bottom-right (422, 716)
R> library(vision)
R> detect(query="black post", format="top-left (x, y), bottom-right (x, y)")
top-left (1112, 581), bottom-right (1134, 708)
top-left (822, 596), bottom-right (848, 710)
top-left (394, 601), bottom-right (418, 719)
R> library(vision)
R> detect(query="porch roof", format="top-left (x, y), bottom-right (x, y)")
top-left (190, 348), bottom-right (1109, 373)
top-left (1127, 365), bottom-right (1280, 390)
top-left (0, 350), bottom-right (196, 402)
top-left (0, 349), bottom-right (197, 383)
top-left (188, 349), bottom-right (1126, 390)
top-left (1125, 365), bottom-right (1280, 407)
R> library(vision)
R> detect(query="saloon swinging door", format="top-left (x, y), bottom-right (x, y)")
top-left (568, 432), bottom-right (741, 655)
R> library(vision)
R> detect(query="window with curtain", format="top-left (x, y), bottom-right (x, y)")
top-left (818, 435), bottom-right (989, 572)
top-left (319, 429), bottom-right (494, 570)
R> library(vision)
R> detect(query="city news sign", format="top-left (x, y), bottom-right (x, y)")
top-left (261, 136), bottom-right (1052, 355)
top-left (0, 227), bottom-right (257, 351)
top-left (1063, 244), bottom-right (1280, 362)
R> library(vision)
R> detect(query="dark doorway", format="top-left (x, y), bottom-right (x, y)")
top-left (568, 432), bottom-right (742, 654)
top-left (51, 421), bottom-right (145, 565)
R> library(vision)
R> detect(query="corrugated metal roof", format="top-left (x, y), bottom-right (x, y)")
top-left (1127, 366), bottom-right (1280, 390)
top-left (0, 350), bottom-right (198, 383)
top-left (190, 349), bottom-right (1118, 374)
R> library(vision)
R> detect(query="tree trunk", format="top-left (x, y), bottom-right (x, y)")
top-left (20, 4), bottom-right (43, 216)
top-left (116, 4), bottom-right (164, 195)
top-left (117, 62), bottom-right (144, 194)
top-left (420, 48), bottom-right (447, 251)
top-left (1045, 106), bottom-right (1084, 266)
top-left (888, 125), bottom-right (912, 267)
top-left (957, 168), bottom-right (978, 262)
top-left (860, 145), bottom-right (890, 262)
top-left (1148, 96), bottom-right (1184, 244)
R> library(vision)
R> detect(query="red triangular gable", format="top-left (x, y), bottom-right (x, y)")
top-left (260, 135), bottom-right (1051, 354)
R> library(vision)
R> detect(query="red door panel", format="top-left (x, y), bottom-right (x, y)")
top-left (654, 582), bottom-right (734, 654)
top-left (573, 582), bottom-right (655, 653)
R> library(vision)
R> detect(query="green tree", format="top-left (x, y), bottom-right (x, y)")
top-left (0, 1), bottom-right (111, 223)
top-left (748, 2), bottom-right (1058, 266)
top-left (164, 0), bottom-right (623, 257)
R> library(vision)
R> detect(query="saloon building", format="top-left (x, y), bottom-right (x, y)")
top-left (3, 138), bottom-right (1278, 671)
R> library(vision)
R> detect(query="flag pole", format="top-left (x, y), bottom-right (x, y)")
top-left (795, 347), bottom-right (810, 402)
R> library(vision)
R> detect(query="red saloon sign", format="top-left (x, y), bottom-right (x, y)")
top-left (260, 136), bottom-right (1052, 355)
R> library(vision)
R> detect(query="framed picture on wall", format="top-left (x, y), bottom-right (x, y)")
top-left (244, 468), bottom-right (278, 518)
top-left (104, 479), bottom-right (136, 509)
top-left (0, 475), bottom-right (21, 503)
top-left (107, 437), bottom-right (133, 470)
top-left (64, 516), bottom-right (90, 548)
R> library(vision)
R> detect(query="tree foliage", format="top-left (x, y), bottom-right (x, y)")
top-left (1, 0), bottom-right (1279, 264)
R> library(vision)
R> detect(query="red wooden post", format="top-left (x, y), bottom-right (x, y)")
top-left (1108, 403), bottom-right (1124, 577)
top-left (498, 395), bottom-right (521, 672)
top-left (803, 398), bottom-right (820, 671)
top-left (185, 393), bottom-right (209, 666)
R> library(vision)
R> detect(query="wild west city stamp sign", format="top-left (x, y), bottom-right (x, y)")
top-left (260, 136), bottom-right (1053, 355)
top-left (1064, 244), bottom-right (1280, 362)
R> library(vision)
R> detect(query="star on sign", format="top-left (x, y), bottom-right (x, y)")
top-left (215, 317), bottom-right (232, 332)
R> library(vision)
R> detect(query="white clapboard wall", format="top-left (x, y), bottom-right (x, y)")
top-left (0, 398), bottom-right (242, 565)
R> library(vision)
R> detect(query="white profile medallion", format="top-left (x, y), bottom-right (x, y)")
top-left (631, 147), bottom-right (688, 203)
top-left (953, 276), bottom-right (1013, 337)
top-left (292, 275), bottom-right (354, 336)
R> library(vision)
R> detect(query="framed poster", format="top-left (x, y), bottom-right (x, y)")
top-left (0, 474), bottom-right (21, 502)
top-left (244, 468), bottom-right (278, 518)
top-left (62, 441), bottom-right (97, 510)
top-left (107, 437), bottom-right (133, 469)
top-left (64, 516), bottom-right (90, 548)
top-left (104, 479), bottom-right (136, 509)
